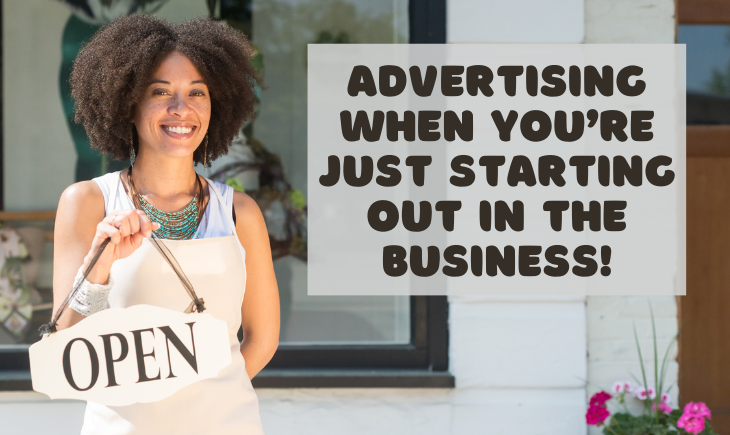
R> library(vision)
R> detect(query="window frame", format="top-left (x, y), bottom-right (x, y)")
top-left (678, 0), bottom-right (730, 412)
top-left (0, 0), bottom-right (452, 390)
top-left (678, 0), bottom-right (730, 158)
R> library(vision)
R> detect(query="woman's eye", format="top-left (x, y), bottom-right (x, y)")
top-left (152, 89), bottom-right (169, 95)
top-left (191, 90), bottom-right (206, 96)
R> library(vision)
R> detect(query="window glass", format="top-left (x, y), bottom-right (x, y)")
top-left (1, 0), bottom-right (410, 347)
top-left (678, 24), bottom-right (730, 124)
top-left (234, 0), bottom-right (411, 344)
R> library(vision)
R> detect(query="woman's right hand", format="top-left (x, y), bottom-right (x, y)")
top-left (83, 209), bottom-right (159, 284)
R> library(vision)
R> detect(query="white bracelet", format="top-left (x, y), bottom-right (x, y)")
top-left (69, 266), bottom-right (114, 317)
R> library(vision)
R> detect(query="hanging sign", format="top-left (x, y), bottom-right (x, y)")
top-left (29, 304), bottom-right (232, 406)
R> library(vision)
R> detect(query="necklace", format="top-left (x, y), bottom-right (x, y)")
top-left (126, 167), bottom-right (204, 240)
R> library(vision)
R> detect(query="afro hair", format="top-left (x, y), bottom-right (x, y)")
top-left (70, 14), bottom-right (263, 165)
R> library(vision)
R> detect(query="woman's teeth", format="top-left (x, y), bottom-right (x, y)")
top-left (163, 126), bottom-right (193, 134)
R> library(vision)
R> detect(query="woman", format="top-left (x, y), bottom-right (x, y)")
top-left (51, 14), bottom-right (279, 435)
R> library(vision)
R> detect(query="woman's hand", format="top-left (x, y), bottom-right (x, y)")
top-left (83, 209), bottom-right (159, 285)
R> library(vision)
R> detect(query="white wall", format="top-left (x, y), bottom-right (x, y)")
top-left (258, 296), bottom-right (587, 435)
top-left (583, 1), bottom-right (678, 434)
top-left (584, 0), bottom-right (675, 43)
top-left (447, 0), bottom-right (584, 43)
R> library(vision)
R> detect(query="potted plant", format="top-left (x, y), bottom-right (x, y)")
top-left (586, 305), bottom-right (718, 435)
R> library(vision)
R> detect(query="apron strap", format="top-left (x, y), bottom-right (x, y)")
top-left (148, 235), bottom-right (206, 314)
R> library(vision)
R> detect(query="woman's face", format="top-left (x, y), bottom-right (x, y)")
top-left (133, 51), bottom-right (211, 161)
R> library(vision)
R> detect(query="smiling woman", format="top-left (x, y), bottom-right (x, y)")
top-left (47, 14), bottom-right (278, 435)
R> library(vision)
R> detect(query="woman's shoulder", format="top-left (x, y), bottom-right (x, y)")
top-left (58, 179), bottom-right (106, 219)
top-left (199, 179), bottom-right (264, 235)
top-left (61, 179), bottom-right (104, 202)
top-left (231, 190), bottom-right (260, 217)
top-left (231, 190), bottom-right (265, 233)
top-left (54, 180), bottom-right (107, 255)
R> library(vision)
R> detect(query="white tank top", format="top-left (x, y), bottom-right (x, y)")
top-left (80, 170), bottom-right (265, 435)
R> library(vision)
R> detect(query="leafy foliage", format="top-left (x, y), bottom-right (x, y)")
top-left (603, 410), bottom-right (718, 435)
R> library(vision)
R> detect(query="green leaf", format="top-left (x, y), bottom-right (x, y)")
top-left (658, 334), bottom-right (678, 400)
top-left (603, 412), bottom-right (671, 435)
top-left (289, 189), bottom-right (306, 210)
top-left (225, 177), bottom-right (245, 193)
top-left (633, 323), bottom-right (650, 403)
top-left (650, 303), bottom-right (660, 423)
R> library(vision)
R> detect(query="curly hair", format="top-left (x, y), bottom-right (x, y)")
top-left (70, 14), bottom-right (262, 165)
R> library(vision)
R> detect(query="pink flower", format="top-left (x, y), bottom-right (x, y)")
top-left (590, 391), bottom-right (612, 406)
top-left (612, 381), bottom-right (632, 394)
top-left (661, 393), bottom-right (672, 405)
top-left (677, 414), bottom-right (706, 434)
top-left (652, 402), bottom-right (672, 414)
top-left (633, 387), bottom-right (648, 400)
top-left (623, 382), bottom-right (633, 393)
top-left (586, 404), bottom-right (610, 425)
top-left (646, 387), bottom-right (657, 400)
top-left (611, 381), bottom-right (625, 394)
top-left (684, 401), bottom-right (712, 419)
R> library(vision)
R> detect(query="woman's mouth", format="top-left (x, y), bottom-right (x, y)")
top-left (161, 125), bottom-right (196, 139)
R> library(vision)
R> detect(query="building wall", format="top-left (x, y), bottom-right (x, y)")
top-left (584, 2), bottom-right (678, 435)
top-left (584, 0), bottom-right (675, 43)
top-left (0, 1), bottom-right (678, 434)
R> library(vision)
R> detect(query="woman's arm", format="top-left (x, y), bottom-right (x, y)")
top-left (52, 181), bottom-right (106, 329)
top-left (52, 180), bottom-right (156, 330)
top-left (233, 191), bottom-right (280, 379)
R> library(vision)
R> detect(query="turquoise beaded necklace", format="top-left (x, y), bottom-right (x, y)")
top-left (127, 167), bottom-right (204, 240)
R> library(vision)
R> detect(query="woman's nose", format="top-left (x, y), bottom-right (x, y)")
top-left (168, 93), bottom-right (192, 117)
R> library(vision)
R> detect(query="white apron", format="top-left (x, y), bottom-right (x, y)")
top-left (80, 173), bottom-right (265, 435)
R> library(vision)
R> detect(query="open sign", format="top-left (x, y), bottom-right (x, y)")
top-left (29, 304), bottom-right (232, 406)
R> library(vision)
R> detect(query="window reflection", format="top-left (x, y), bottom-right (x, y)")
top-left (679, 24), bottom-right (730, 124)
top-left (0, 219), bottom-right (55, 346)
top-left (213, 0), bottom-right (411, 345)
top-left (0, 0), bottom-right (411, 347)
